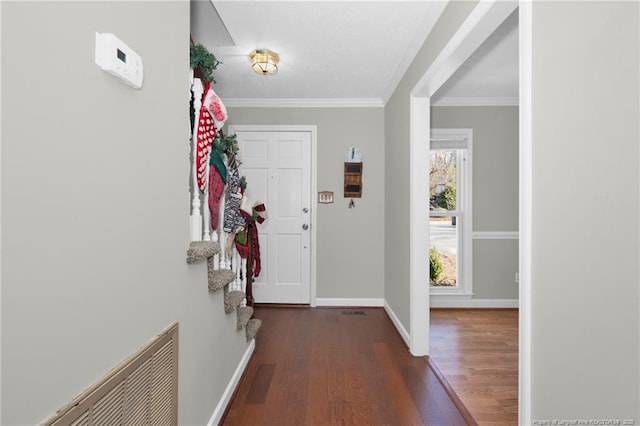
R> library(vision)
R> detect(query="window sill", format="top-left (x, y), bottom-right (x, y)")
top-left (429, 292), bottom-right (473, 299)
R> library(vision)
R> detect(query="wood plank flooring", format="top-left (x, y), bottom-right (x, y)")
top-left (222, 307), bottom-right (473, 426)
top-left (429, 309), bottom-right (519, 426)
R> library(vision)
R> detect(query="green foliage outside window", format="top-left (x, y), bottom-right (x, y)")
top-left (429, 247), bottom-right (443, 283)
top-left (437, 183), bottom-right (456, 211)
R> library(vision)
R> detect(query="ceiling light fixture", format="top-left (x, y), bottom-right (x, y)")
top-left (250, 49), bottom-right (279, 75)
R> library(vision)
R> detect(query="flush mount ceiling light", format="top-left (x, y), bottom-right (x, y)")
top-left (250, 49), bottom-right (279, 75)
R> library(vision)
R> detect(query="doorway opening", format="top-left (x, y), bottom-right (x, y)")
top-left (408, 1), bottom-right (529, 423)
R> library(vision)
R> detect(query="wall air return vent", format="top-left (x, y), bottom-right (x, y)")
top-left (42, 322), bottom-right (178, 426)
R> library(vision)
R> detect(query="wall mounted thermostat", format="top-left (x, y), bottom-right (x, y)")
top-left (95, 32), bottom-right (143, 89)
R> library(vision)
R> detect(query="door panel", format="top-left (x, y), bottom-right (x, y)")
top-left (235, 130), bottom-right (311, 303)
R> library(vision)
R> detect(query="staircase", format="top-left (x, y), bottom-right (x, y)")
top-left (186, 241), bottom-right (261, 341)
top-left (186, 72), bottom-right (262, 342)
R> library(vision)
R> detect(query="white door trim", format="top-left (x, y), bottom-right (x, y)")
top-left (227, 124), bottom-right (318, 306)
top-left (408, 0), bottom-right (530, 424)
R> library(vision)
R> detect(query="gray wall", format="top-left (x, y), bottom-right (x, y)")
top-left (385, 0), bottom-right (479, 331)
top-left (226, 107), bottom-right (385, 300)
top-left (432, 106), bottom-right (518, 300)
top-left (531, 1), bottom-right (639, 420)
top-left (1, 2), bottom-right (249, 425)
top-left (472, 239), bottom-right (518, 300)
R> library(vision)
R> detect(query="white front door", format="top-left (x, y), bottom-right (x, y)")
top-left (232, 128), bottom-right (312, 304)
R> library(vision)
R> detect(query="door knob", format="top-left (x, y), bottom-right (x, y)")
top-left (302, 224), bottom-right (309, 230)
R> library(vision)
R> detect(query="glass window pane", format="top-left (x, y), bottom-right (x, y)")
top-left (430, 149), bottom-right (457, 212)
top-left (429, 215), bottom-right (458, 287)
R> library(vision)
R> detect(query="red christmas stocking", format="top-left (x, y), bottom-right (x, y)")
top-left (195, 81), bottom-right (216, 192)
top-left (208, 166), bottom-right (225, 230)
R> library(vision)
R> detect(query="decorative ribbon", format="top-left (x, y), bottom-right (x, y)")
top-left (236, 199), bottom-right (267, 277)
top-left (253, 202), bottom-right (267, 224)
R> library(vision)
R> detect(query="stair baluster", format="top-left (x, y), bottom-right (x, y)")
top-left (202, 156), bottom-right (211, 242)
top-left (189, 75), bottom-right (204, 242)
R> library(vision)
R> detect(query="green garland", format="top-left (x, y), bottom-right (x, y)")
top-left (191, 44), bottom-right (249, 190)
top-left (190, 43), bottom-right (220, 83)
top-left (213, 133), bottom-right (242, 171)
top-left (212, 133), bottom-right (238, 156)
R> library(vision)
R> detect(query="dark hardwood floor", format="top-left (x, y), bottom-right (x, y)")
top-left (222, 307), bottom-right (474, 425)
top-left (429, 309), bottom-right (519, 426)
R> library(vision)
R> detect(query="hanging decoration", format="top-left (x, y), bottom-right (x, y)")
top-left (208, 134), bottom-right (236, 230)
top-left (189, 37), bottom-right (266, 318)
top-left (190, 42), bottom-right (220, 83)
top-left (223, 168), bottom-right (246, 258)
top-left (190, 41), bottom-right (227, 193)
top-left (204, 87), bottom-right (227, 130)
top-left (194, 82), bottom-right (228, 193)
top-left (240, 200), bottom-right (267, 277)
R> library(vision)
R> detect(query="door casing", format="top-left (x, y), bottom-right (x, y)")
top-left (228, 124), bottom-right (318, 306)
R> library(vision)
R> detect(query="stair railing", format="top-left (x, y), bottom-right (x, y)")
top-left (189, 73), bottom-right (247, 306)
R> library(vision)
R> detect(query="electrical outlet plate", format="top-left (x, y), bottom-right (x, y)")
top-left (318, 191), bottom-right (334, 204)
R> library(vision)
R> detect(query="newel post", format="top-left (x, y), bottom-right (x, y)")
top-left (190, 76), bottom-right (204, 242)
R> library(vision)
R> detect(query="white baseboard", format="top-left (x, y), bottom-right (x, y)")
top-left (383, 301), bottom-right (410, 348)
top-left (315, 298), bottom-right (384, 307)
top-left (430, 298), bottom-right (519, 308)
top-left (207, 339), bottom-right (256, 426)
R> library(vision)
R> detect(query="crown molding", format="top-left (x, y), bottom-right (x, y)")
top-left (223, 98), bottom-right (384, 108)
top-left (432, 96), bottom-right (519, 107)
top-left (222, 96), bottom-right (518, 108)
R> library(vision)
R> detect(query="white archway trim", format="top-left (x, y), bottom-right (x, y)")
top-left (413, 0), bottom-right (518, 98)
top-left (409, 95), bottom-right (431, 356)
top-left (407, 0), bottom-right (530, 421)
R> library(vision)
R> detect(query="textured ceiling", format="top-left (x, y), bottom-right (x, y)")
top-left (191, 0), bottom-right (518, 106)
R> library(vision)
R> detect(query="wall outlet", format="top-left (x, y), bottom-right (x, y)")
top-left (515, 272), bottom-right (519, 283)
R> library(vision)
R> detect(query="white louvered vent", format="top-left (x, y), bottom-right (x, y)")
top-left (43, 322), bottom-right (178, 426)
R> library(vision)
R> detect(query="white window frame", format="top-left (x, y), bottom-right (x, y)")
top-left (429, 128), bottom-right (473, 298)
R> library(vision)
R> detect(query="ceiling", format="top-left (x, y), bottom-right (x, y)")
top-left (191, 0), bottom-right (518, 107)
top-left (432, 8), bottom-right (518, 105)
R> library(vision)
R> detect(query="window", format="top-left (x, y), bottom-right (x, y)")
top-left (430, 129), bottom-right (472, 296)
